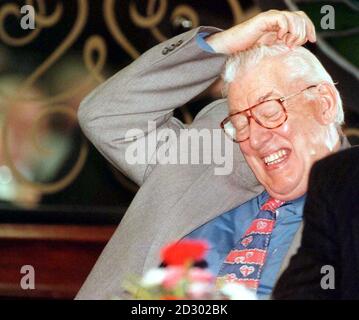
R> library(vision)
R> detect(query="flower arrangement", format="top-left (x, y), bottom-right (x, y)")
top-left (122, 239), bottom-right (257, 300)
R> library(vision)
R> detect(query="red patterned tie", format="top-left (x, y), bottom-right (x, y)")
top-left (217, 197), bottom-right (285, 290)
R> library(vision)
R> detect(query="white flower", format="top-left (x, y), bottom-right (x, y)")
top-left (140, 268), bottom-right (167, 287)
top-left (188, 282), bottom-right (213, 299)
top-left (220, 283), bottom-right (258, 300)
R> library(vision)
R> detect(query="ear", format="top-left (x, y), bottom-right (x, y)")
top-left (314, 82), bottom-right (338, 125)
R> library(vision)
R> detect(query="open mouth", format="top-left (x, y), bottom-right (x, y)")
top-left (262, 148), bottom-right (291, 168)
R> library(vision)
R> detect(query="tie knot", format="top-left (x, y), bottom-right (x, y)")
top-left (260, 197), bottom-right (285, 213)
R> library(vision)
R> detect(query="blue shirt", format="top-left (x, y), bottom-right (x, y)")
top-left (196, 32), bottom-right (215, 53)
top-left (183, 191), bottom-right (305, 299)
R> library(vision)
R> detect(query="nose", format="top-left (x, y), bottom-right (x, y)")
top-left (248, 118), bottom-right (273, 150)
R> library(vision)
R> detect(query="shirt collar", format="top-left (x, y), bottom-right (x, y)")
top-left (257, 191), bottom-right (306, 216)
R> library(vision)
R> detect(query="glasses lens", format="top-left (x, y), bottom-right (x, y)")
top-left (223, 114), bottom-right (249, 142)
top-left (252, 100), bottom-right (286, 128)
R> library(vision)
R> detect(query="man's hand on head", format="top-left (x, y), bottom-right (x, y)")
top-left (206, 10), bottom-right (316, 55)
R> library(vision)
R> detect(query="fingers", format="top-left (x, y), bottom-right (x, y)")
top-left (276, 14), bottom-right (289, 40)
top-left (283, 12), bottom-right (298, 47)
top-left (215, 9), bottom-right (317, 54)
top-left (261, 10), bottom-right (317, 48)
top-left (298, 11), bottom-right (317, 43)
top-left (292, 16), bottom-right (307, 47)
top-left (281, 11), bottom-right (316, 48)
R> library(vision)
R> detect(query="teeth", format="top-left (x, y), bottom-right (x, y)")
top-left (264, 149), bottom-right (287, 165)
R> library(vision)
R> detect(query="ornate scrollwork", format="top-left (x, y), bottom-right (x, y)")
top-left (0, 0), bottom-right (63, 46)
top-left (0, 0), bottom-right (257, 195)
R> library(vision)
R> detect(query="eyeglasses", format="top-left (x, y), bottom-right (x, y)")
top-left (220, 84), bottom-right (318, 143)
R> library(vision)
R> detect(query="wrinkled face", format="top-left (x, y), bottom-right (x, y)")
top-left (227, 55), bottom-right (339, 201)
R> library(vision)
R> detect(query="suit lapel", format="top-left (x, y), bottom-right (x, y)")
top-left (275, 138), bottom-right (351, 277)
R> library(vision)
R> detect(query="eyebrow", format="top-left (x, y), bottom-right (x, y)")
top-left (257, 90), bottom-right (275, 103)
top-left (230, 90), bottom-right (276, 114)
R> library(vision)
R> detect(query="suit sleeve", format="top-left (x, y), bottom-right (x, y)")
top-left (77, 26), bottom-right (226, 186)
top-left (272, 160), bottom-right (340, 299)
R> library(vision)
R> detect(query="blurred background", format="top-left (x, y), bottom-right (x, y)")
top-left (0, 0), bottom-right (358, 299)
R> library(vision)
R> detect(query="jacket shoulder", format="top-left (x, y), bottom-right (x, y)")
top-left (309, 146), bottom-right (359, 209)
top-left (312, 146), bottom-right (359, 179)
top-left (192, 99), bottom-right (228, 129)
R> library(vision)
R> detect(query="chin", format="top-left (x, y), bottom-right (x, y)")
top-left (266, 183), bottom-right (307, 201)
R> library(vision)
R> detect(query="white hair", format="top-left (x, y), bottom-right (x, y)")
top-left (222, 44), bottom-right (344, 125)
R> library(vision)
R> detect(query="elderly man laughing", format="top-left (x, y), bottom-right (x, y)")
top-left (77, 10), bottom-right (348, 299)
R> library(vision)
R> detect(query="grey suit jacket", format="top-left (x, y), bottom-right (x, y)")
top-left (76, 26), bottom-right (304, 299)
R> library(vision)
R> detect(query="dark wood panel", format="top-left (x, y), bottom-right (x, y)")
top-left (0, 224), bottom-right (116, 299)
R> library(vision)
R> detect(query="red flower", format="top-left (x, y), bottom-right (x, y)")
top-left (160, 239), bottom-right (209, 266)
